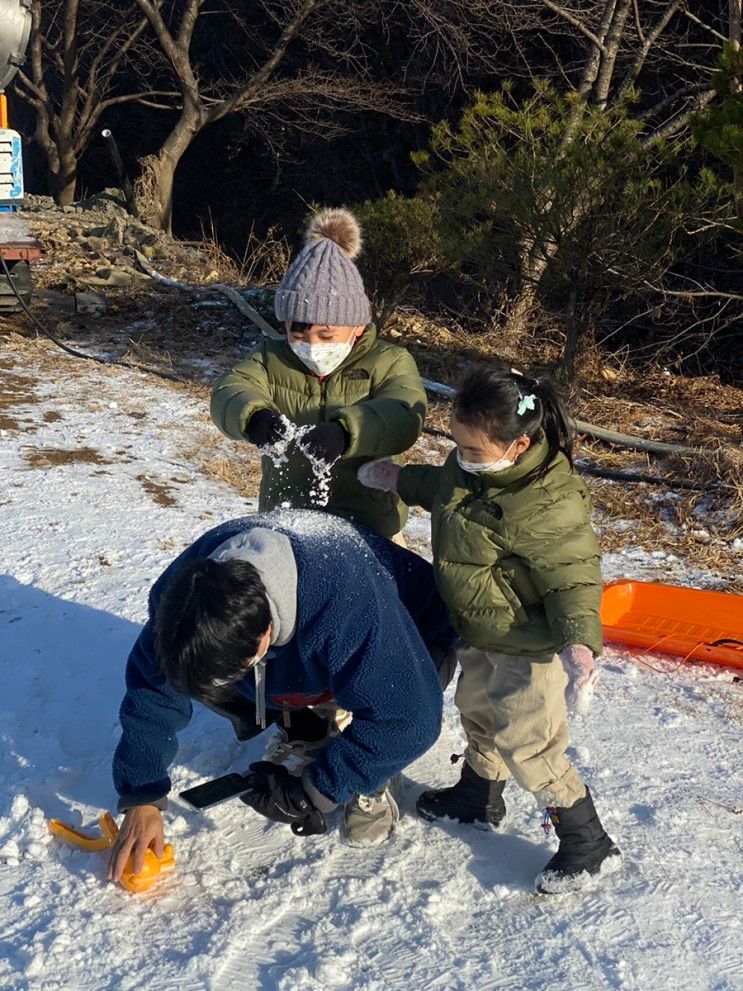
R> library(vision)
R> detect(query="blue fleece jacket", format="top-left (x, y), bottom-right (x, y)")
top-left (113, 510), bottom-right (453, 809)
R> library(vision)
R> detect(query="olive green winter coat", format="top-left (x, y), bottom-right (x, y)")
top-left (397, 434), bottom-right (603, 656)
top-left (211, 325), bottom-right (426, 537)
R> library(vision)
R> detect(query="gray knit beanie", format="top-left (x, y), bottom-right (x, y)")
top-left (274, 209), bottom-right (372, 327)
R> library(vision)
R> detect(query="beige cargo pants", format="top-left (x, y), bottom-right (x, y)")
top-left (455, 645), bottom-right (587, 809)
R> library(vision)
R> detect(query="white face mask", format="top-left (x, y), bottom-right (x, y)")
top-left (288, 332), bottom-right (356, 377)
top-left (456, 440), bottom-right (517, 475)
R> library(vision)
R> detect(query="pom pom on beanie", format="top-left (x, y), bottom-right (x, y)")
top-left (305, 209), bottom-right (363, 260)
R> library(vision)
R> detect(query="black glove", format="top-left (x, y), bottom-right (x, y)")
top-left (298, 421), bottom-right (348, 465)
top-left (246, 409), bottom-right (285, 448)
top-left (240, 761), bottom-right (327, 836)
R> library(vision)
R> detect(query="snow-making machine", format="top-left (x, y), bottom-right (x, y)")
top-left (0, 0), bottom-right (41, 311)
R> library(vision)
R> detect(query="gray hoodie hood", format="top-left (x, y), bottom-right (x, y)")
top-left (209, 527), bottom-right (298, 728)
top-left (209, 527), bottom-right (298, 645)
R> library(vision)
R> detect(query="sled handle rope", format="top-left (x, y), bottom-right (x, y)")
top-left (626, 634), bottom-right (743, 675)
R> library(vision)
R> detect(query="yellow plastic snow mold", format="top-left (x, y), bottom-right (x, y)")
top-left (48, 811), bottom-right (175, 893)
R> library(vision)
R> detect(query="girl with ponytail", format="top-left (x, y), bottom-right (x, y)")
top-left (358, 365), bottom-right (621, 895)
top-left (452, 366), bottom-right (573, 484)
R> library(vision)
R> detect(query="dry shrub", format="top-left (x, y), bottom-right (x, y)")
top-left (196, 217), bottom-right (246, 285)
top-left (235, 224), bottom-right (292, 287)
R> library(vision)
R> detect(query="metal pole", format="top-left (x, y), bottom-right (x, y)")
top-left (101, 128), bottom-right (138, 218)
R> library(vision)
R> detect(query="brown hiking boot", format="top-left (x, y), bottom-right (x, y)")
top-left (341, 775), bottom-right (402, 847)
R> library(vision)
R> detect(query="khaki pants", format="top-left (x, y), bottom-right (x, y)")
top-left (455, 645), bottom-right (586, 809)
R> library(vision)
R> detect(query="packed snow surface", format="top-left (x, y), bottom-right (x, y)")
top-left (0, 346), bottom-right (741, 991)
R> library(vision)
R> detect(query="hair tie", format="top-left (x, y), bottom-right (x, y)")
top-left (517, 394), bottom-right (536, 416)
top-left (512, 371), bottom-right (536, 416)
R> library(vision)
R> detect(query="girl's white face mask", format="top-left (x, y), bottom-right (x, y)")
top-left (288, 332), bottom-right (356, 377)
top-left (456, 440), bottom-right (517, 475)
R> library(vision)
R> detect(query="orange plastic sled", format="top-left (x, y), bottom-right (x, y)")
top-left (601, 580), bottom-right (743, 670)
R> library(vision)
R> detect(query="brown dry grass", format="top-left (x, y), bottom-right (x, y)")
top-left (24, 445), bottom-right (110, 468)
top-left (198, 218), bottom-right (291, 288)
top-left (181, 425), bottom-right (263, 502)
top-left (0, 413), bottom-right (32, 431)
top-left (2, 240), bottom-right (740, 587)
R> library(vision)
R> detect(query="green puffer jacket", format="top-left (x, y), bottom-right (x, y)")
top-left (397, 434), bottom-right (603, 656)
top-left (211, 325), bottom-right (426, 537)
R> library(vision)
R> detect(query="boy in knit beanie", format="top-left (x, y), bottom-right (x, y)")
top-left (211, 208), bottom-right (427, 541)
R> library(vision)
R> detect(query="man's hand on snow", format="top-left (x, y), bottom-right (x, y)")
top-left (357, 459), bottom-right (401, 493)
top-left (559, 644), bottom-right (598, 715)
top-left (107, 805), bottom-right (165, 883)
top-left (240, 761), bottom-right (327, 835)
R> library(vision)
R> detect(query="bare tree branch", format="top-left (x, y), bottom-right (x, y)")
top-left (681, 8), bottom-right (728, 44)
top-left (206, 0), bottom-right (322, 123)
top-left (616, 0), bottom-right (683, 99)
top-left (639, 82), bottom-right (714, 120)
top-left (13, 0), bottom-right (164, 204)
top-left (538, 0), bottom-right (608, 53)
top-left (642, 89), bottom-right (716, 144)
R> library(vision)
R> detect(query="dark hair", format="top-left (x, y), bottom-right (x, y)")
top-left (154, 558), bottom-right (271, 703)
top-left (288, 321), bottom-right (311, 333)
top-left (454, 365), bottom-right (573, 482)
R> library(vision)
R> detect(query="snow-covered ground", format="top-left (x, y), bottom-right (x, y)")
top-left (0, 343), bottom-right (741, 991)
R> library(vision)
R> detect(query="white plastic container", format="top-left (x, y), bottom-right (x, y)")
top-left (0, 128), bottom-right (23, 204)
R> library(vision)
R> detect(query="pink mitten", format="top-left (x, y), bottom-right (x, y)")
top-left (357, 459), bottom-right (401, 494)
top-left (559, 644), bottom-right (598, 715)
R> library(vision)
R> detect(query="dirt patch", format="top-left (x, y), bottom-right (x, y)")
top-left (43, 410), bottom-right (63, 423)
top-left (137, 474), bottom-right (177, 507)
top-left (0, 370), bottom-right (39, 409)
top-left (0, 414), bottom-right (33, 432)
top-left (24, 446), bottom-right (111, 468)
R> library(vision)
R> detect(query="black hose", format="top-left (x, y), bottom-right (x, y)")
top-left (0, 252), bottom-right (181, 383)
top-left (1, 252), bottom-right (114, 363)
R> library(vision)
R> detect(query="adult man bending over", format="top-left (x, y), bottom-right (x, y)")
top-left (109, 509), bottom-right (455, 882)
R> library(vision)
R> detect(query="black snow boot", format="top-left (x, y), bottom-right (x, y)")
top-left (535, 788), bottom-right (621, 895)
top-left (416, 762), bottom-right (506, 827)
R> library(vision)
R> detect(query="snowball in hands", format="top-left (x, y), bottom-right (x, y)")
top-left (357, 459), bottom-right (401, 493)
top-left (559, 644), bottom-right (598, 715)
